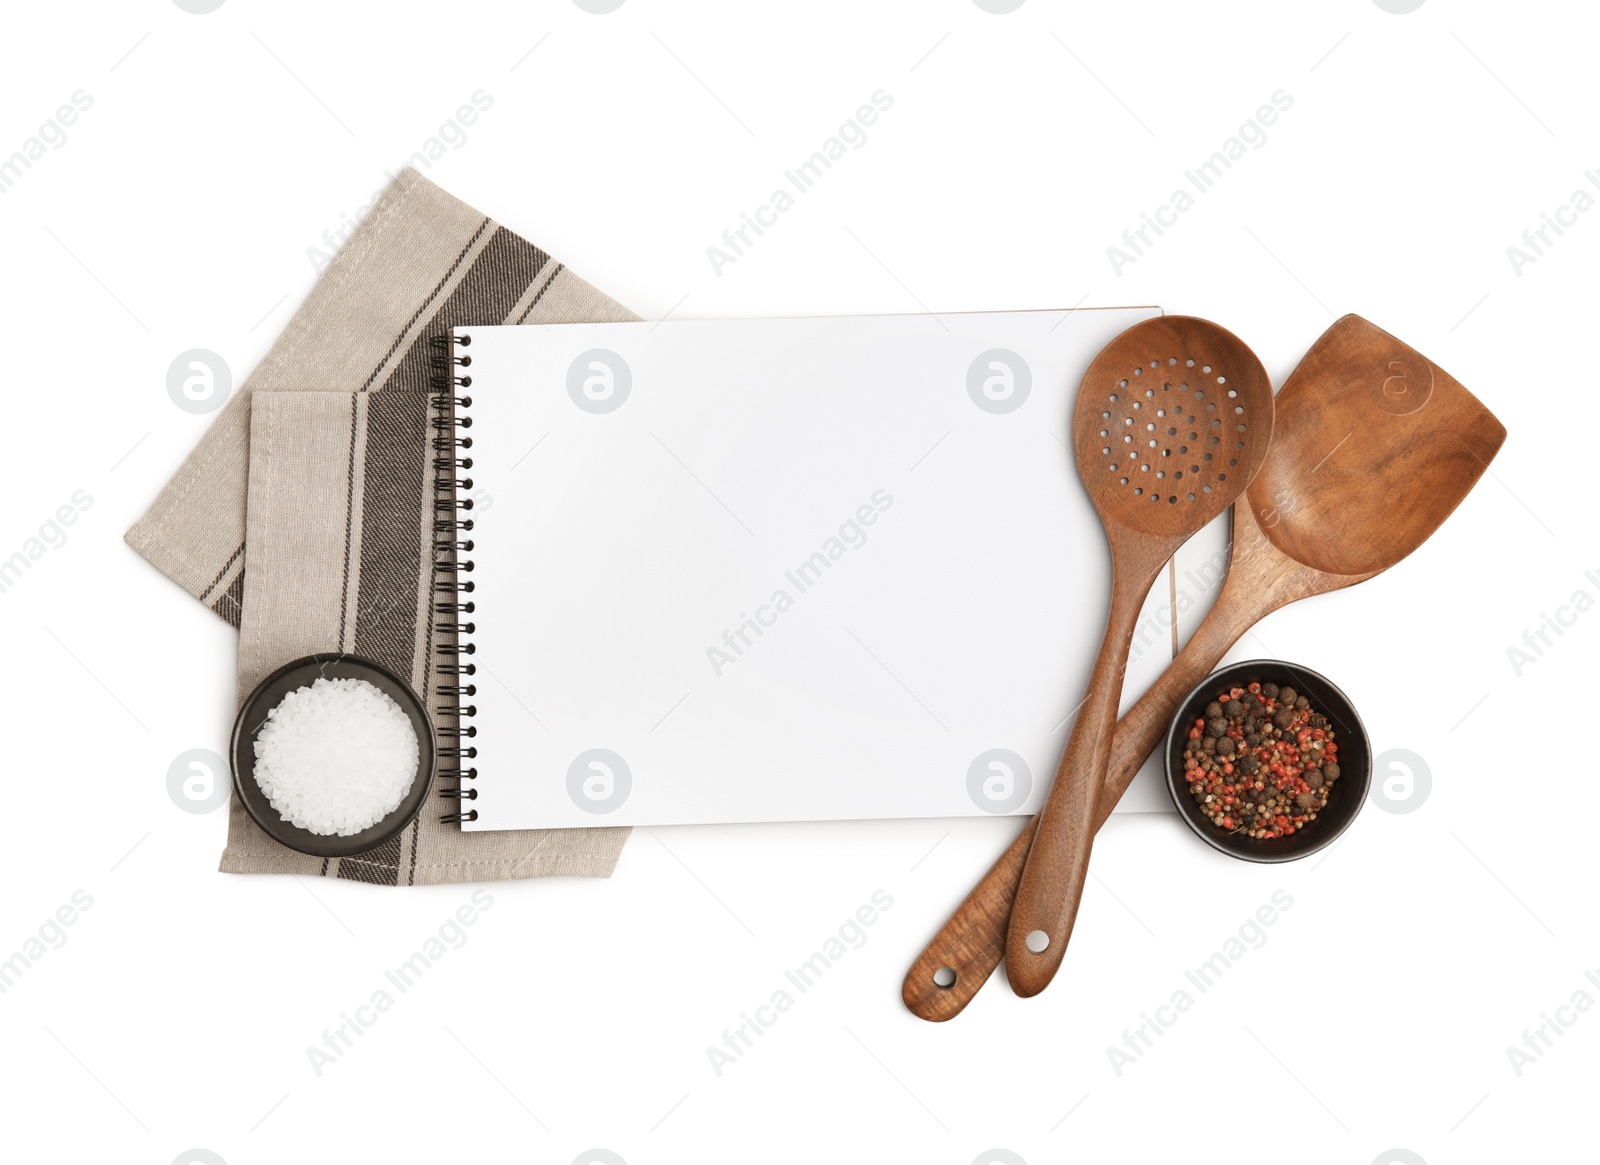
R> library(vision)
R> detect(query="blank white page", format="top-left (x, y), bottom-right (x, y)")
top-left (459, 307), bottom-right (1169, 830)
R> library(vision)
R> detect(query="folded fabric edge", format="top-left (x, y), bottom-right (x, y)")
top-left (218, 844), bottom-right (626, 883)
top-left (123, 521), bottom-right (216, 604)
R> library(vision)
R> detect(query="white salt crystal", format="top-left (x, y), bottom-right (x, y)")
top-left (253, 676), bottom-right (420, 837)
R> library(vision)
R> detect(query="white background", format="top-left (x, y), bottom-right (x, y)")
top-left (0, 2), bottom-right (1590, 1164)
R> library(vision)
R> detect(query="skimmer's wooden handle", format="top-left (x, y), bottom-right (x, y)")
top-left (1003, 552), bottom-right (1159, 996)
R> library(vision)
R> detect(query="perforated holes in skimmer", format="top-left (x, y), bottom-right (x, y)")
top-left (1103, 359), bottom-right (1247, 505)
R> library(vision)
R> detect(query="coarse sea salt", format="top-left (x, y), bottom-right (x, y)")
top-left (253, 676), bottom-right (420, 837)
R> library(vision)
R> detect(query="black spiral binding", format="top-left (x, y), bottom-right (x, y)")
top-left (429, 332), bottom-right (479, 823)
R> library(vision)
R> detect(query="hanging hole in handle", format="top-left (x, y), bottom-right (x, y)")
top-left (932, 966), bottom-right (957, 989)
top-left (1025, 929), bottom-right (1050, 954)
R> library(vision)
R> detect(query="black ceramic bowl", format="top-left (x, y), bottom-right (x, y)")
top-left (1165, 659), bottom-right (1370, 863)
top-left (231, 653), bottom-right (436, 858)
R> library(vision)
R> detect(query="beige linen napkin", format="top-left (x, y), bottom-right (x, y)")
top-left (126, 168), bottom-right (635, 884)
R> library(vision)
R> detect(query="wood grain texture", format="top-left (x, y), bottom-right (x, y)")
top-left (1001, 317), bottom-right (1277, 998)
top-left (1001, 540), bottom-right (1174, 995)
top-left (902, 314), bottom-right (1507, 1021)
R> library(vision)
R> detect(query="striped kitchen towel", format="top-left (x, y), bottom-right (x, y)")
top-left (126, 168), bottom-right (634, 884)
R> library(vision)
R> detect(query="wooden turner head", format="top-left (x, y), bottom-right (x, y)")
top-left (1246, 314), bottom-right (1508, 577)
top-left (1074, 315), bottom-right (1275, 539)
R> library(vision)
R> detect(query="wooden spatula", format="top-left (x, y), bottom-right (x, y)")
top-left (903, 314), bottom-right (1507, 1020)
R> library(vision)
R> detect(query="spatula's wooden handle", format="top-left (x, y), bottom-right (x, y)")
top-left (901, 822), bottom-right (1034, 1020)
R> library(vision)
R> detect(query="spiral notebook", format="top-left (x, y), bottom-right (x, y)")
top-left (434, 307), bottom-right (1174, 830)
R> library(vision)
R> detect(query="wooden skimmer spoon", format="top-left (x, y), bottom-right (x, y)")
top-left (1002, 316), bottom-right (1276, 998)
top-left (903, 314), bottom-right (1507, 1020)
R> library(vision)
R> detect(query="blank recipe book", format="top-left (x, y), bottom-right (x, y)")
top-left (439, 307), bottom-right (1176, 830)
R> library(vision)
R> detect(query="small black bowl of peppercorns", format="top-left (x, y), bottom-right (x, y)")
top-left (1164, 660), bottom-right (1371, 863)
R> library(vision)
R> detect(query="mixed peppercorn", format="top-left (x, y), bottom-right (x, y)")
top-left (1182, 680), bottom-right (1340, 839)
